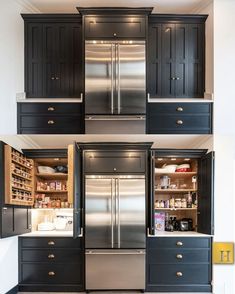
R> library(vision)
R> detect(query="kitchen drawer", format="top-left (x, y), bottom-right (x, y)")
top-left (20, 237), bottom-right (82, 249)
top-left (18, 102), bottom-right (82, 115)
top-left (21, 263), bottom-right (82, 285)
top-left (148, 264), bottom-right (211, 285)
top-left (84, 16), bottom-right (146, 39)
top-left (84, 151), bottom-right (146, 173)
top-left (147, 237), bottom-right (211, 249)
top-left (147, 103), bottom-right (211, 114)
top-left (21, 248), bottom-right (82, 263)
top-left (148, 248), bottom-right (211, 264)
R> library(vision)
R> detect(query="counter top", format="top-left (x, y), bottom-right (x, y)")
top-left (149, 231), bottom-right (212, 237)
top-left (17, 98), bottom-right (83, 103)
top-left (20, 230), bottom-right (73, 237)
top-left (147, 98), bottom-right (213, 103)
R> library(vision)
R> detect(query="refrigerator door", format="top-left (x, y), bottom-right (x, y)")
top-left (117, 176), bottom-right (146, 248)
top-left (85, 177), bottom-right (115, 248)
top-left (86, 249), bottom-right (145, 290)
top-left (117, 42), bottom-right (146, 114)
top-left (85, 42), bottom-right (114, 114)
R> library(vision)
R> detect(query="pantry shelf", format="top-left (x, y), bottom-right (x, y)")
top-left (35, 173), bottom-right (68, 180)
top-left (155, 172), bottom-right (197, 177)
top-left (155, 189), bottom-right (197, 193)
top-left (35, 190), bottom-right (67, 193)
top-left (155, 208), bottom-right (197, 211)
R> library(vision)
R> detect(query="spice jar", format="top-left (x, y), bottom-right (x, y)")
top-left (169, 197), bottom-right (175, 208)
top-left (175, 198), bottom-right (182, 208)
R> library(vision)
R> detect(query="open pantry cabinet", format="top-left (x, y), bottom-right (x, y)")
top-left (1, 141), bottom-right (83, 238)
top-left (148, 149), bottom-right (214, 235)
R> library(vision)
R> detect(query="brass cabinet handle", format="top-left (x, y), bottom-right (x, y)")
top-left (48, 271), bottom-right (55, 276)
top-left (48, 254), bottom-right (55, 259)
top-left (51, 77), bottom-right (55, 80)
top-left (176, 77), bottom-right (180, 80)
top-left (55, 77), bottom-right (60, 80)
top-left (176, 120), bottom-right (183, 125)
top-left (48, 241), bottom-right (55, 245)
top-left (113, 33), bottom-right (117, 37)
top-left (176, 271), bottom-right (183, 277)
top-left (176, 241), bottom-right (183, 246)
top-left (176, 107), bottom-right (183, 112)
top-left (113, 168), bottom-right (117, 171)
top-left (48, 120), bottom-right (55, 125)
top-left (176, 254), bottom-right (183, 259)
top-left (171, 77), bottom-right (176, 80)
top-left (48, 107), bottom-right (55, 112)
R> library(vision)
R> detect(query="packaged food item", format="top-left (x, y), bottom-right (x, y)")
top-left (50, 182), bottom-right (56, 190)
top-left (56, 181), bottom-right (62, 191)
top-left (169, 197), bottom-right (175, 208)
top-left (155, 212), bottom-right (165, 232)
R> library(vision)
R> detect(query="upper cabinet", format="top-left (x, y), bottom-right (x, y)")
top-left (79, 7), bottom-right (152, 39)
top-left (22, 15), bottom-right (83, 98)
top-left (148, 15), bottom-right (207, 98)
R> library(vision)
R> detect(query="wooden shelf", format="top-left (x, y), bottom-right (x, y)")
top-left (12, 172), bottom-right (32, 181)
top-left (155, 208), bottom-right (197, 211)
top-left (12, 185), bottom-right (32, 193)
top-left (155, 189), bottom-right (197, 193)
top-left (35, 190), bottom-right (67, 193)
top-left (35, 173), bottom-right (68, 180)
top-left (12, 158), bottom-right (32, 170)
top-left (155, 172), bottom-right (197, 176)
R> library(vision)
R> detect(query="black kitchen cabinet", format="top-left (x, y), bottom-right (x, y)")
top-left (80, 7), bottom-right (152, 39)
top-left (17, 102), bottom-right (85, 134)
top-left (146, 237), bottom-right (212, 292)
top-left (18, 237), bottom-right (84, 292)
top-left (148, 15), bottom-right (207, 98)
top-left (146, 102), bottom-right (213, 134)
top-left (22, 15), bottom-right (83, 98)
top-left (0, 142), bottom-right (31, 238)
top-left (147, 149), bottom-right (214, 236)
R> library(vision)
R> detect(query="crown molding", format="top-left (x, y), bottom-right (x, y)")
top-left (14, 0), bottom-right (41, 13)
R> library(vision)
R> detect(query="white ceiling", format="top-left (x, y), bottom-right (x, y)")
top-left (23, 0), bottom-right (209, 14)
top-left (1, 134), bottom-right (213, 149)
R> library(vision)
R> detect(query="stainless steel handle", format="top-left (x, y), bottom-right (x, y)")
top-left (176, 272), bottom-right (183, 277)
top-left (176, 107), bottom-right (183, 112)
top-left (176, 241), bottom-right (183, 246)
top-left (79, 227), bottom-right (84, 238)
top-left (48, 241), bottom-right (55, 245)
top-left (176, 254), bottom-right (183, 259)
top-left (79, 93), bottom-right (83, 103)
top-left (86, 251), bottom-right (145, 255)
top-left (48, 271), bottom-right (55, 276)
top-left (48, 254), bottom-right (55, 259)
top-left (48, 107), bottom-right (55, 111)
top-left (85, 115), bottom-right (145, 121)
top-left (48, 120), bottom-right (55, 125)
top-left (111, 44), bottom-right (114, 114)
top-left (111, 179), bottom-right (114, 248)
top-left (176, 120), bottom-right (183, 125)
top-left (117, 44), bottom-right (121, 114)
top-left (117, 178), bottom-right (120, 249)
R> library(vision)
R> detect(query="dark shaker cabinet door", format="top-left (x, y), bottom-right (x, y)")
top-left (188, 24), bottom-right (204, 97)
top-left (25, 23), bottom-right (43, 97)
top-left (1, 206), bottom-right (14, 238)
top-left (14, 207), bottom-right (31, 235)
top-left (148, 24), bottom-right (161, 98)
top-left (198, 151), bottom-right (214, 235)
top-left (161, 24), bottom-right (175, 97)
top-left (175, 24), bottom-right (189, 98)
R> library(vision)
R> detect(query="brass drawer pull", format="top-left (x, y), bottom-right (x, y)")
top-left (176, 107), bottom-right (183, 112)
top-left (48, 271), bottom-right (55, 276)
top-left (51, 77), bottom-right (55, 80)
top-left (55, 77), bottom-right (60, 80)
top-left (48, 241), bottom-right (55, 245)
top-left (113, 33), bottom-right (117, 37)
top-left (48, 120), bottom-right (55, 125)
top-left (176, 241), bottom-right (183, 246)
top-left (176, 120), bottom-right (183, 125)
top-left (176, 254), bottom-right (183, 259)
top-left (176, 271), bottom-right (183, 277)
top-left (48, 107), bottom-right (55, 112)
top-left (48, 254), bottom-right (55, 259)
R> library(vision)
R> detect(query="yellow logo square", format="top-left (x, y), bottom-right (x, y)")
top-left (213, 242), bottom-right (234, 264)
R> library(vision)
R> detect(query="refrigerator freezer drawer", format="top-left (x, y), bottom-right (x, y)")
top-left (86, 249), bottom-right (145, 290)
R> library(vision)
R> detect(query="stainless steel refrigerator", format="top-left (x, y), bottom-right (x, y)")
top-left (85, 41), bottom-right (146, 134)
top-left (85, 175), bottom-right (146, 290)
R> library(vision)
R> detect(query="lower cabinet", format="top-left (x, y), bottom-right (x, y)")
top-left (146, 237), bottom-right (212, 292)
top-left (18, 237), bottom-right (85, 292)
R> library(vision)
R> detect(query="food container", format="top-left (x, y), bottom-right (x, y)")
top-left (175, 164), bottom-right (191, 172)
top-left (38, 166), bottom-right (56, 174)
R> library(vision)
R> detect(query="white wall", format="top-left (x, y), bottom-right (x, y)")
top-left (0, 0), bottom-right (38, 135)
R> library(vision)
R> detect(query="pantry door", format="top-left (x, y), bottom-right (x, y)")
top-left (68, 142), bottom-right (83, 239)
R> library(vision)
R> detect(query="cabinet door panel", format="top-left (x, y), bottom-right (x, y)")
top-left (188, 24), bottom-right (204, 97)
top-left (26, 23), bottom-right (43, 97)
top-left (198, 152), bottom-right (214, 235)
top-left (14, 207), bottom-right (31, 235)
top-left (148, 24), bottom-right (161, 98)
top-left (161, 24), bottom-right (175, 97)
top-left (175, 24), bottom-right (189, 98)
top-left (1, 206), bottom-right (14, 238)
